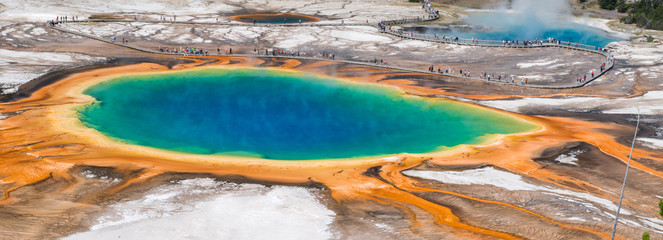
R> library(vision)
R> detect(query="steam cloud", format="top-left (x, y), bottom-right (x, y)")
top-left (457, 0), bottom-right (611, 44)
top-left (468, 0), bottom-right (572, 36)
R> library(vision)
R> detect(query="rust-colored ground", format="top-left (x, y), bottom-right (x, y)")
top-left (1, 56), bottom-right (661, 239)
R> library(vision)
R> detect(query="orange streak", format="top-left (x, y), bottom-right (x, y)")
top-left (0, 57), bottom-right (654, 239)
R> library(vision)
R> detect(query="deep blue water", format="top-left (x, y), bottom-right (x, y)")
top-left (78, 68), bottom-right (535, 160)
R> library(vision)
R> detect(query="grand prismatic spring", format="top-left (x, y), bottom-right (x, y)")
top-left (2, 0), bottom-right (663, 239)
top-left (78, 68), bottom-right (536, 160)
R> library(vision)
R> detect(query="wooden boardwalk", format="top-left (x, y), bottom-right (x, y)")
top-left (47, 6), bottom-right (614, 89)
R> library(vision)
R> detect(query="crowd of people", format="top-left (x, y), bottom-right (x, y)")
top-left (162, 43), bottom-right (616, 87)
top-left (422, 0), bottom-right (440, 19)
top-left (369, 58), bottom-right (389, 65)
top-left (427, 57), bottom-right (616, 86)
top-left (47, 12), bottom-right (614, 88)
top-left (429, 65), bottom-right (470, 77)
top-left (253, 48), bottom-right (301, 57)
top-left (158, 46), bottom-right (235, 56)
top-left (47, 16), bottom-right (82, 26)
top-left (576, 55), bottom-right (614, 84)
top-left (426, 64), bottom-right (534, 85)
top-left (155, 46), bottom-right (341, 61)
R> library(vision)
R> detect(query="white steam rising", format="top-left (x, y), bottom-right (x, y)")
top-left (469, 0), bottom-right (571, 30)
top-left (508, 0), bottom-right (571, 23)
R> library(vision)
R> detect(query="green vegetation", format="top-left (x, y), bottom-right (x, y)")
top-left (642, 231), bottom-right (650, 240)
top-left (598, 0), bottom-right (617, 10)
top-left (617, 1), bottom-right (630, 13)
top-left (659, 199), bottom-right (663, 217)
top-left (597, 0), bottom-right (629, 11)
top-left (621, 0), bottom-right (663, 30)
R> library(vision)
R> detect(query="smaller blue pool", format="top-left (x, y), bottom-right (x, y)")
top-left (405, 12), bottom-right (621, 48)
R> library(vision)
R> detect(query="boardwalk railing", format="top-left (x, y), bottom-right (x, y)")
top-left (55, 19), bottom-right (369, 27)
top-left (376, 0), bottom-right (608, 55)
top-left (48, 23), bottom-right (612, 89)
top-left (382, 30), bottom-right (604, 53)
top-left (45, 0), bottom-right (614, 89)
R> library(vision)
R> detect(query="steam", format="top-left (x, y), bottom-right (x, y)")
top-left (454, 0), bottom-right (612, 44)
top-left (508, 0), bottom-right (571, 23)
top-left (468, 0), bottom-right (572, 33)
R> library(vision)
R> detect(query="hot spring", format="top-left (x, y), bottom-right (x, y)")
top-left (78, 68), bottom-right (536, 160)
top-left (404, 11), bottom-right (620, 47)
top-left (231, 14), bottom-right (319, 24)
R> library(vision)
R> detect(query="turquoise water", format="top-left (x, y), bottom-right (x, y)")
top-left (405, 12), bottom-right (619, 47)
top-left (78, 68), bottom-right (536, 160)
